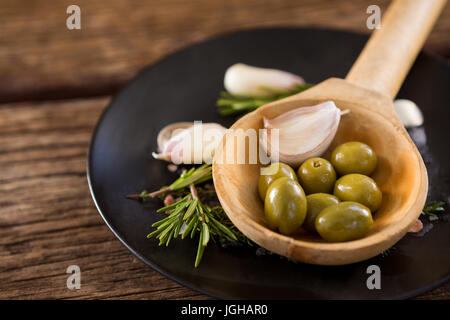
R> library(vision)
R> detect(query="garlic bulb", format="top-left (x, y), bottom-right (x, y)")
top-left (394, 99), bottom-right (423, 127)
top-left (153, 122), bottom-right (227, 164)
top-left (261, 101), bottom-right (340, 167)
top-left (224, 63), bottom-right (304, 97)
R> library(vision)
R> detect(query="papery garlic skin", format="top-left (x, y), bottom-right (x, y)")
top-left (224, 63), bottom-right (304, 97)
top-left (394, 99), bottom-right (423, 127)
top-left (156, 122), bottom-right (192, 152)
top-left (153, 122), bottom-right (227, 164)
top-left (261, 101), bottom-right (340, 167)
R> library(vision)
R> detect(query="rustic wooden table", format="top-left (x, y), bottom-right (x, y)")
top-left (0, 0), bottom-right (449, 299)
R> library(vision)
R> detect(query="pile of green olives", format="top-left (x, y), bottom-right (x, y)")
top-left (258, 141), bottom-right (381, 242)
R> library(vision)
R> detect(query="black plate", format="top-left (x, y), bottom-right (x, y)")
top-left (88, 28), bottom-right (450, 299)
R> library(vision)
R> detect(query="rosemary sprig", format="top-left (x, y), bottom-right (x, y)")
top-left (126, 164), bottom-right (212, 200)
top-left (421, 201), bottom-right (445, 219)
top-left (127, 164), bottom-right (251, 267)
top-left (148, 184), bottom-right (241, 267)
top-left (217, 83), bottom-right (314, 116)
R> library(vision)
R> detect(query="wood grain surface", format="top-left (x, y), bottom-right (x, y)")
top-left (0, 98), bottom-right (207, 299)
top-left (0, 0), bottom-right (448, 299)
top-left (0, 0), bottom-right (449, 103)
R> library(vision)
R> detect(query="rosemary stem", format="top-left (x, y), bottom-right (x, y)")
top-left (148, 187), bottom-right (172, 198)
top-left (190, 184), bottom-right (199, 200)
top-left (125, 193), bottom-right (141, 199)
top-left (126, 187), bottom-right (172, 199)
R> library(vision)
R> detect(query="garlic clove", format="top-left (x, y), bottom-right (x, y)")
top-left (153, 122), bottom-right (227, 164)
top-left (261, 101), bottom-right (340, 167)
top-left (394, 99), bottom-right (423, 128)
top-left (408, 219), bottom-right (423, 233)
top-left (156, 122), bottom-right (193, 152)
top-left (224, 63), bottom-right (304, 97)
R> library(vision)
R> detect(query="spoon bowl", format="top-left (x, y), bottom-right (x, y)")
top-left (213, 78), bottom-right (427, 264)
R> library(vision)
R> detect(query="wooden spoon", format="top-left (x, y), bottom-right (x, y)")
top-left (213, 0), bottom-right (447, 265)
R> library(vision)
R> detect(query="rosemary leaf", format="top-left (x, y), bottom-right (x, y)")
top-left (202, 223), bottom-right (210, 246)
top-left (182, 215), bottom-right (198, 239)
top-left (173, 216), bottom-right (184, 239)
top-left (217, 83), bottom-right (314, 116)
top-left (183, 198), bottom-right (198, 220)
top-left (208, 215), bottom-right (238, 241)
top-left (195, 228), bottom-right (205, 268)
top-left (190, 217), bottom-right (200, 239)
top-left (166, 228), bottom-right (175, 246)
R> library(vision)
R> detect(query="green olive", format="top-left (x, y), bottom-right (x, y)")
top-left (315, 201), bottom-right (373, 242)
top-left (331, 141), bottom-right (378, 176)
top-left (297, 157), bottom-right (336, 194)
top-left (304, 193), bottom-right (340, 233)
top-left (264, 177), bottom-right (307, 235)
top-left (333, 174), bottom-right (382, 212)
top-left (258, 162), bottom-right (298, 200)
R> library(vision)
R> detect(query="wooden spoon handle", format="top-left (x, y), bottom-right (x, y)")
top-left (346, 0), bottom-right (446, 99)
